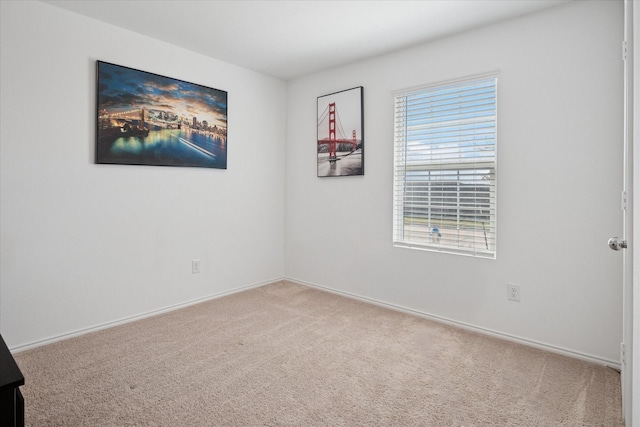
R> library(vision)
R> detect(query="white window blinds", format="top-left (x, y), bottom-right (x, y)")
top-left (393, 75), bottom-right (497, 258)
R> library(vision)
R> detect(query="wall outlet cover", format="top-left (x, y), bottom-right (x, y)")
top-left (507, 283), bottom-right (521, 302)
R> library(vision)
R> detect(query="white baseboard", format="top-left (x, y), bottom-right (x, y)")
top-left (286, 277), bottom-right (621, 370)
top-left (13, 276), bottom-right (621, 371)
top-left (11, 277), bottom-right (283, 353)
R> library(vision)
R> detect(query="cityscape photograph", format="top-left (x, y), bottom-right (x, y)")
top-left (96, 61), bottom-right (227, 168)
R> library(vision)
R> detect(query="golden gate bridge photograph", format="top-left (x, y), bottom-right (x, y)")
top-left (317, 86), bottom-right (363, 177)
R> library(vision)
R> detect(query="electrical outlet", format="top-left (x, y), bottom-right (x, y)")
top-left (192, 259), bottom-right (201, 274)
top-left (507, 283), bottom-right (520, 302)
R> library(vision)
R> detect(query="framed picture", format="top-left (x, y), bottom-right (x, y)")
top-left (317, 86), bottom-right (364, 177)
top-left (96, 61), bottom-right (227, 169)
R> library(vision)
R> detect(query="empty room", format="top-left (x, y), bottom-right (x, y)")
top-left (1, 0), bottom-right (638, 426)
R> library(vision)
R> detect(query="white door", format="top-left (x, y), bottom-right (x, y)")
top-left (617, 2), bottom-right (636, 425)
top-left (630, 1), bottom-right (639, 424)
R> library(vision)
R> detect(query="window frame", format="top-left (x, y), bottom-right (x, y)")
top-left (393, 73), bottom-right (498, 259)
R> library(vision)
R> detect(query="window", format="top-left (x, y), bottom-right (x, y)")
top-left (393, 74), bottom-right (497, 258)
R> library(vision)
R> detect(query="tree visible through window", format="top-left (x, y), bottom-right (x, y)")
top-left (393, 75), bottom-right (497, 258)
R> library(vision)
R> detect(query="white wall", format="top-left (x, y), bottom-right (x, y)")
top-left (0, 0), bottom-right (626, 367)
top-left (0, 1), bottom-right (286, 349)
top-left (285, 0), bottom-right (624, 364)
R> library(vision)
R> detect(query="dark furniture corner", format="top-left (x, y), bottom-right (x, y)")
top-left (0, 334), bottom-right (24, 427)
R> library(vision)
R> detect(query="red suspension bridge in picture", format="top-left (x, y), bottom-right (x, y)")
top-left (318, 102), bottom-right (359, 162)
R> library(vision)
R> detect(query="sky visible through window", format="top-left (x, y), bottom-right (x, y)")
top-left (404, 79), bottom-right (496, 179)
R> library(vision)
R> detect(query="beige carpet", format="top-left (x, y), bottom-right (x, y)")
top-left (14, 281), bottom-right (623, 426)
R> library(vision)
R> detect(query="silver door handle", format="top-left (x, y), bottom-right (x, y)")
top-left (608, 237), bottom-right (627, 251)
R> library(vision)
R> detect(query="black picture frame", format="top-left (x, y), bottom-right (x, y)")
top-left (96, 61), bottom-right (227, 169)
top-left (317, 86), bottom-right (364, 177)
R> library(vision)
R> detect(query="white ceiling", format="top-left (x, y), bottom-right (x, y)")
top-left (42, 0), bottom-right (572, 80)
